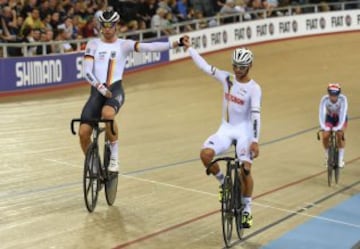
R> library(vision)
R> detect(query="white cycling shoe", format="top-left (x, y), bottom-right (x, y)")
top-left (108, 158), bottom-right (119, 172)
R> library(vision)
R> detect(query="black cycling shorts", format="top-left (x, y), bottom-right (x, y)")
top-left (80, 80), bottom-right (125, 124)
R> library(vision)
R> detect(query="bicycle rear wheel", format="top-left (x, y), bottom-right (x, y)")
top-left (234, 170), bottom-right (244, 240)
top-left (83, 143), bottom-right (100, 212)
top-left (221, 175), bottom-right (234, 248)
top-left (104, 142), bottom-right (118, 206)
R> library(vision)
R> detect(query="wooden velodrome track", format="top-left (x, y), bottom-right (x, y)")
top-left (1, 32), bottom-right (359, 249)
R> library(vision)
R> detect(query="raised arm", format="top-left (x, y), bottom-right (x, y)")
top-left (188, 47), bottom-right (217, 76)
top-left (134, 40), bottom-right (181, 52)
top-left (181, 35), bottom-right (227, 82)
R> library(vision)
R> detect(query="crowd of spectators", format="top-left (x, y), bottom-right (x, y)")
top-left (0, 0), bottom-right (358, 57)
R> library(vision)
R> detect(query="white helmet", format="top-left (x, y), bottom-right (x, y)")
top-left (98, 8), bottom-right (120, 23)
top-left (232, 48), bottom-right (253, 66)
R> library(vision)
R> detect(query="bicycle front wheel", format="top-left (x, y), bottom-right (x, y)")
top-left (83, 143), bottom-right (100, 212)
top-left (221, 175), bottom-right (234, 248)
top-left (104, 143), bottom-right (118, 206)
top-left (234, 172), bottom-right (244, 240)
top-left (334, 148), bottom-right (340, 184)
top-left (327, 147), bottom-right (336, 187)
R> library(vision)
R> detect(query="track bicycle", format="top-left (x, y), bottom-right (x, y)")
top-left (317, 129), bottom-right (344, 187)
top-left (71, 118), bottom-right (119, 212)
top-left (206, 145), bottom-right (245, 248)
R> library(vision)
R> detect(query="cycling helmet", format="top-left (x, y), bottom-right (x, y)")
top-left (98, 8), bottom-right (120, 23)
top-left (327, 83), bottom-right (341, 96)
top-left (232, 48), bottom-right (254, 66)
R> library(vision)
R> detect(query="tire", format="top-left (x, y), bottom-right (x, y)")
top-left (221, 174), bottom-right (234, 248)
top-left (234, 168), bottom-right (244, 240)
top-left (104, 142), bottom-right (118, 206)
top-left (83, 143), bottom-right (100, 212)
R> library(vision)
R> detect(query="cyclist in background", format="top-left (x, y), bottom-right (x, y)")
top-left (79, 7), bottom-right (184, 172)
top-left (183, 36), bottom-right (262, 228)
top-left (319, 83), bottom-right (348, 168)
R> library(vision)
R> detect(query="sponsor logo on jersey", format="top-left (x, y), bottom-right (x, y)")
top-left (225, 93), bottom-right (244, 105)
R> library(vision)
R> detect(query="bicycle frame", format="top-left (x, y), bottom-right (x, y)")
top-left (206, 153), bottom-right (244, 247)
top-left (71, 118), bottom-right (118, 212)
top-left (317, 129), bottom-right (344, 186)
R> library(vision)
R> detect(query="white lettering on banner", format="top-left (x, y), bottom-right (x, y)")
top-left (234, 28), bottom-right (245, 40)
top-left (306, 18), bottom-right (318, 30)
top-left (279, 21), bottom-right (291, 33)
top-left (125, 52), bottom-right (161, 68)
top-left (16, 59), bottom-right (62, 87)
top-left (331, 16), bottom-right (344, 27)
top-left (256, 24), bottom-right (267, 36)
top-left (76, 56), bottom-right (83, 79)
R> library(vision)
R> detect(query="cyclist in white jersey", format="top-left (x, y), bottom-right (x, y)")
top-left (79, 8), bottom-right (184, 172)
top-left (319, 83), bottom-right (348, 168)
top-left (183, 37), bottom-right (261, 228)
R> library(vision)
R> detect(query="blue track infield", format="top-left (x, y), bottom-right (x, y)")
top-left (261, 194), bottom-right (360, 249)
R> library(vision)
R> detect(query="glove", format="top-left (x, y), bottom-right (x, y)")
top-left (96, 83), bottom-right (109, 97)
top-left (178, 36), bottom-right (186, 46)
top-left (324, 126), bottom-right (330, 132)
top-left (332, 126), bottom-right (340, 132)
top-left (178, 35), bottom-right (189, 47)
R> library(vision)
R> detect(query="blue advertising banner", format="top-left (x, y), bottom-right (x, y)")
top-left (0, 38), bottom-right (170, 94)
top-left (0, 53), bottom-right (84, 92)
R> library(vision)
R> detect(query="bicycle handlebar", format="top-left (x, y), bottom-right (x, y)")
top-left (206, 156), bottom-right (236, 175)
top-left (70, 118), bottom-right (116, 135)
top-left (317, 129), bottom-right (344, 141)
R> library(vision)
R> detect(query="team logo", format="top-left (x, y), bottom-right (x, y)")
top-left (111, 51), bottom-right (116, 58)
top-left (202, 34), bottom-right (207, 48)
top-left (269, 23), bottom-right (274, 35)
top-left (345, 15), bottom-right (351, 26)
top-left (240, 148), bottom-right (246, 156)
top-left (222, 30), bottom-right (228, 44)
top-left (246, 26), bottom-right (252, 39)
top-left (292, 20), bottom-right (298, 32)
top-left (238, 88), bottom-right (247, 96)
top-left (99, 51), bottom-right (107, 60)
top-left (320, 17), bottom-right (326, 29)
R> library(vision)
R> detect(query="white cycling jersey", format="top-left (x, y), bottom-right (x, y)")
top-left (83, 38), bottom-right (172, 86)
top-left (188, 47), bottom-right (262, 143)
top-left (319, 94), bottom-right (348, 130)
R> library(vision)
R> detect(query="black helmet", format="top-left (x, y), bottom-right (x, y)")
top-left (98, 8), bottom-right (120, 23)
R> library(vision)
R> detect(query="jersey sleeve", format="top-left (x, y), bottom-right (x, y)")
top-left (251, 84), bottom-right (262, 142)
top-left (135, 41), bottom-right (172, 52)
top-left (83, 39), bottom-right (101, 87)
top-left (120, 39), bottom-right (137, 53)
top-left (188, 47), bottom-right (228, 83)
top-left (318, 96), bottom-right (327, 129)
top-left (335, 95), bottom-right (348, 130)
